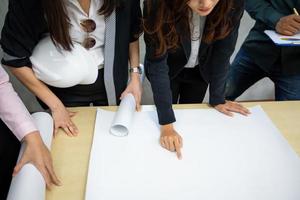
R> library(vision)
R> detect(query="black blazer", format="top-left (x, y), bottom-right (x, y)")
top-left (144, 0), bottom-right (244, 125)
top-left (1, 0), bottom-right (142, 105)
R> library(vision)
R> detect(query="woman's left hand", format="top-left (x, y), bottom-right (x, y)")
top-left (120, 73), bottom-right (142, 111)
top-left (214, 101), bottom-right (251, 117)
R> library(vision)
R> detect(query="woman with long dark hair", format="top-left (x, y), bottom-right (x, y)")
top-left (143, 0), bottom-right (250, 158)
top-left (1, 0), bottom-right (142, 136)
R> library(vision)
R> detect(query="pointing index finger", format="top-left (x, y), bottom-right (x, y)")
top-left (174, 139), bottom-right (182, 160)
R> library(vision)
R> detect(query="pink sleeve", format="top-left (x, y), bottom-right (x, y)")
top-left (0, 66), bottom-right (37, 141)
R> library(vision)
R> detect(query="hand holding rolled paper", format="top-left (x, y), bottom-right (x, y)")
top-left (7, 112), bottom-right (57, 200)
top-left (13, 132), bottom-right (60, 189)
top-left (110, 93), bottom-right (136, 137)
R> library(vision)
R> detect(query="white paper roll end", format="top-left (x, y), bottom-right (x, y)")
top-left (110, 125), bottom-right (129, 137)
top-left (7, 164), bottom-right (45, 200)
top-left (110, 93), bottom-right (136, 137)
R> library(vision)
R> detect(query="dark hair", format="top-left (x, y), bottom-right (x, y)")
top-left (143, 0), bottom-right (235, 56)
top-left (42, 0), bottom-right (122, 51)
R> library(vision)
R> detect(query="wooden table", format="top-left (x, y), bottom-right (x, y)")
top-left (46, 101), bottom-right (300, 200)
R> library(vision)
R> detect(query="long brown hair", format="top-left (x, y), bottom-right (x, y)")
top-left (41, 0), bottom-right (122, 51)
top-left (143, 0), bottom-right (235, 56)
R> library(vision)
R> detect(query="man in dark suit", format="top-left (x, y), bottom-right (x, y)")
top-left (226, 0), bottom-right (300, 101)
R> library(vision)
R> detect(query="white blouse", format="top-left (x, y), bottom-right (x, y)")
top-left (65, 0), bottom-right (106, 69)
top-left (184, 12), bottom-right (206, 68)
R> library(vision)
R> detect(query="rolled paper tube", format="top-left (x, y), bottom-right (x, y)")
top-left (7, 112), bottom-right (54, 200)
top-left (110, 93), bottom-right (136, 137)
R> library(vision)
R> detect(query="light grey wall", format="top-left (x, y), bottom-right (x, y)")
top-left (0, 1), bottom-right (274, 111)
top-left (0, 0), bottom-right (8, 60)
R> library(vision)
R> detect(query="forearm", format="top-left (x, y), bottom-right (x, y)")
top-left (129, 40), bottom-right (140, 66)
top-left (145, 59), bottom-right (176, 125)
top-left (245, 0), bottom-right (284, 29)
top-left (9, 66), bottom-right (64, 111)
top-left (22, 131), bottom-right (41, 143)
top-left (0, 67), bottom-right (37, 140)
top-left (209, 20), bottom-right (240, 105)
top-left (129, 40), bottom-right (140, 80)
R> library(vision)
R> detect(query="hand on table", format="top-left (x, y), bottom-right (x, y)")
top-left (160, 124), bottom-right (183, 159)
top-left (214, 101), bottom-right (250, 117)
top-left (276, 14), bottom-right (300, 36)
top-left (51, 104), bottom-right (78, 137)
top-left (13, 132), bottom-right (61, 189)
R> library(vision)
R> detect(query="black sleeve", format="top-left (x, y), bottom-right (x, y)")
top-left (144, 1), bottom-right (176, 125)
top-left (144, 55), bottom-right (176, 125)
top-left (208, 1), bottom-right (244, 106)
top-left (245, 0), bottom-right (284, 29)
top-left (0, 0), bottom-right (47, 68)
top-left (129, 0), bottom-right (143, 43)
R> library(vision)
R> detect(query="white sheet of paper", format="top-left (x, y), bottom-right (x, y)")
top-left (265, 30), bottom-right (300, 45)
top-left (110, 93), bottom-right (136, 137)
top-left (86, 106), bottom-right (300, 200)
top-left (7, 112), bottom-right (53, 200)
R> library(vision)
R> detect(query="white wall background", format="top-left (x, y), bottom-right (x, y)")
top-left (0, 0), bottom-right (274, 111)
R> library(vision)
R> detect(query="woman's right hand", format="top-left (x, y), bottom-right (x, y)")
top-left (160, 124), bottom-right (183, 159)
top-left (13, 132), bottom-right (61, 189)
top-left (9, 67), bottom-right (79, 137)
top-left (51, 104), bottom-right (78, 136)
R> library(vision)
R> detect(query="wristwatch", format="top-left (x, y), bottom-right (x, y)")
top-left (129, 66), bottom-right (142, 75)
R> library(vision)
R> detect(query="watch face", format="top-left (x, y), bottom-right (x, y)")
top-left (137, 66), bottom-right (142, 74)
top-left (130, 66), bottom-right (142, 74)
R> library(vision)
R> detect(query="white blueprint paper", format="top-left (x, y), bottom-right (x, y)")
top-left (86, 106), bottom-right (300, 200)
top-left (7, 112), bottom-right (53, 200)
